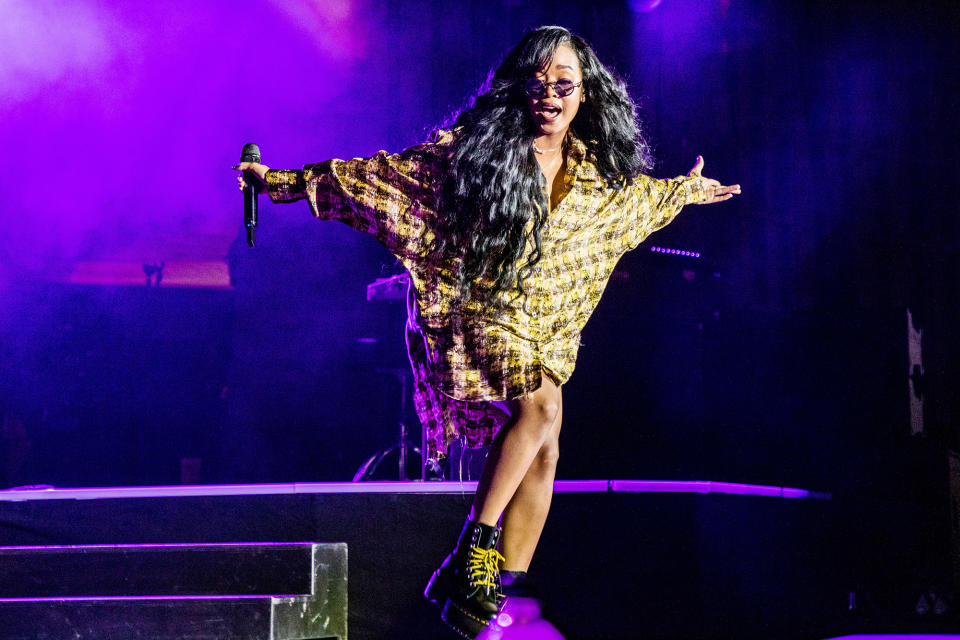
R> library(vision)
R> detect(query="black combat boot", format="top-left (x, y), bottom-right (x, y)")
top-left (425, 519), bottom-right (504, 638)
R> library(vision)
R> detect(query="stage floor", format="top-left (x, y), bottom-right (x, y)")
top-left (0, 478), bottom-right (833, 501)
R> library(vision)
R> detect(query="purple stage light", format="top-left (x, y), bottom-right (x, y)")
top-left (0, 0), bottom-right (118, 99)
top-left (650, 245), bottom-right (701, 258)
top-left (629, 0), bottom-right (664, 13)
top-left (266, 0), bottom-right (367, 61)
top-left (610, 480), bottom-right (831, 500)
top-left (0, 480), bottom-right (832, 501)
top-left (482, 597), bottom-right (565, 640)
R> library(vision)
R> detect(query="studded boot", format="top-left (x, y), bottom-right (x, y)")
top-left (425, 519), bottom-right (504, 639)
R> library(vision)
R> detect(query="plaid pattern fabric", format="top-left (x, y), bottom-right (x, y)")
top-left (265, 132), bottom-right (706, 460)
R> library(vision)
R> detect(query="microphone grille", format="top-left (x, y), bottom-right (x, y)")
top-left (241, 143), bottom-right (261, 163)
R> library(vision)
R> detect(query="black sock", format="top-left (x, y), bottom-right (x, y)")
top-left (501, 570), bottom-right (538, 598)
top-left (501, 570), bottom-right (528, 588)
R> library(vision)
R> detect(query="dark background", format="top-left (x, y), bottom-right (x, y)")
top-left (0, 0), bottom-right (957, 496)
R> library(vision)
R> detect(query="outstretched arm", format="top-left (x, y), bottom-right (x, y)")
top-left (231, 141), bottom-right (445, 261)
top-left (618, 155), bottom-right (740, 252)
top-left (686, 155), bottom-right (741, 204)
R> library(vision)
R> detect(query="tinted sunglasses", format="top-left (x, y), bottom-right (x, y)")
top-left (523, 78), bottom-right (583, 98)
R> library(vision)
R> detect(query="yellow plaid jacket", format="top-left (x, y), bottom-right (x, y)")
top-left (265, 132), bottom-right (706, 459)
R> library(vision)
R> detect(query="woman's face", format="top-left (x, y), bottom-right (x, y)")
top-left (525, 43), bottom-right (584, 138)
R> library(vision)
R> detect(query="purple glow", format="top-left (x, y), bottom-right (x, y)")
top-left (68, 260), bottom-right (231, 288)
top-left (0, 480), bottom-right (831, 501)
top-left (0, 1), bottom-right (119, 101)
top-left (630, 0), bottom-right (714, 43)
top-left (266, 0), bottom-right (367, 61)
top-left (551, 480), bottom-right (609, 492)
top-left (823, 637), bottom-right (960, 640)
top-left (481, 597), bottom-right (565, 640)
top-left (629, 0), bottom-right (664, 13)
top-left (610, 480), bottom-right (831, 500)
top-left (0, 0), bottom-right (377, 284)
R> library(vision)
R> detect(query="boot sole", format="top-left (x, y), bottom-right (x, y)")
top-left (441, 598), bottom-right (491, 639)
top-left (426, 572), bottom-right (494, 639)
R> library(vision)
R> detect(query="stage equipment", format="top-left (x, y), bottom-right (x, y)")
top-left (907, 308), bottom-right (925, 437)
top-left (354, 272), bottom-right (427, 481)
top-left (365, 272), bottom-right (410, 302)
top-left (141, 261), bottom-right (165, 287)
top-left (951, 450), bottom-right (960, 603)
top-left (241, 143), bottom-right (260, 247)
top-left (446, 437), bottom-right (489, 482)
top-left (351, 365), bottom-right (424, 481)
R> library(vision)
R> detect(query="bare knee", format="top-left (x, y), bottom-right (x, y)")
top-left (503, 375), bottom-right (562, 447)
top-left (535, 433), bottom-right (560, 469)
top-left (528, 377), bottom-right (562, 426)
top-left (531, 394), bottom-right (560, 427)
top-left (510, 396), bottom-right (559, 446)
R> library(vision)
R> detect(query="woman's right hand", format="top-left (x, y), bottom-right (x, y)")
top-left (232, 161), bottom-right (270, 190)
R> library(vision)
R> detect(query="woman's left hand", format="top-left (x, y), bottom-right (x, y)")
top-left (688, 156), bottom-right (741, 204)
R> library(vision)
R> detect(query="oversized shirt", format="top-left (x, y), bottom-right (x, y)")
top-left (265, 131), bottom-right (707, 460)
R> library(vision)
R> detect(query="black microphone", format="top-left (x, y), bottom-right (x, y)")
top-left (241, 143), bottom-right (261, 247)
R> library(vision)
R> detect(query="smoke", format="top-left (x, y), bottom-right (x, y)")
top-left (0, 0), bottom-right (364, 283)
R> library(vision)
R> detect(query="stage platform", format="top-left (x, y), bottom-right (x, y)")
top-left (0, 479), bottom-right (833, 502)
top-left (0, 479), bottom-right (942, 639)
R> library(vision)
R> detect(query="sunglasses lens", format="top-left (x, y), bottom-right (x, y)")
top-left (524, 79), bottom-right (547, 97)
top-left (554, 80), bottom-right (574, 96)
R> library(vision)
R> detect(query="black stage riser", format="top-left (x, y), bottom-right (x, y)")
top-left (0, 489), bottom-right (852, 640)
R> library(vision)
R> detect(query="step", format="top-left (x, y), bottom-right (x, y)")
top-left (0, 542), bottom-right (347, 640)
top-left (0, 542), bottom-right (319, 598)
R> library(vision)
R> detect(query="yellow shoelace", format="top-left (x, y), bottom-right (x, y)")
top-left (467, 546), bottom-right (505, 590)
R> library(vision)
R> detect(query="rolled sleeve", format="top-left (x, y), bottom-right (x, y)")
top-left (619, 174), bottom-right (705, 252)
top-left (265, 169), bottom-right (307, 204)
top-left (259, 141), bottom-right (445, 260)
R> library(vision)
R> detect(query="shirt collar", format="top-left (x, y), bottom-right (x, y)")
top-left (565, 134), bottom-right (603, 186)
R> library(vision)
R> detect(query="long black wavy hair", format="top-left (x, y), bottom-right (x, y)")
top-left (432, 25), bottom-right (654, 308)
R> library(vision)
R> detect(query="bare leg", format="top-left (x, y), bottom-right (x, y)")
top-left (425, 376), bottom-right (562, 638)
top-left (469, 375), bottom-right (562, 527)
top-left (499, 400), bottom-right (562, 571)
